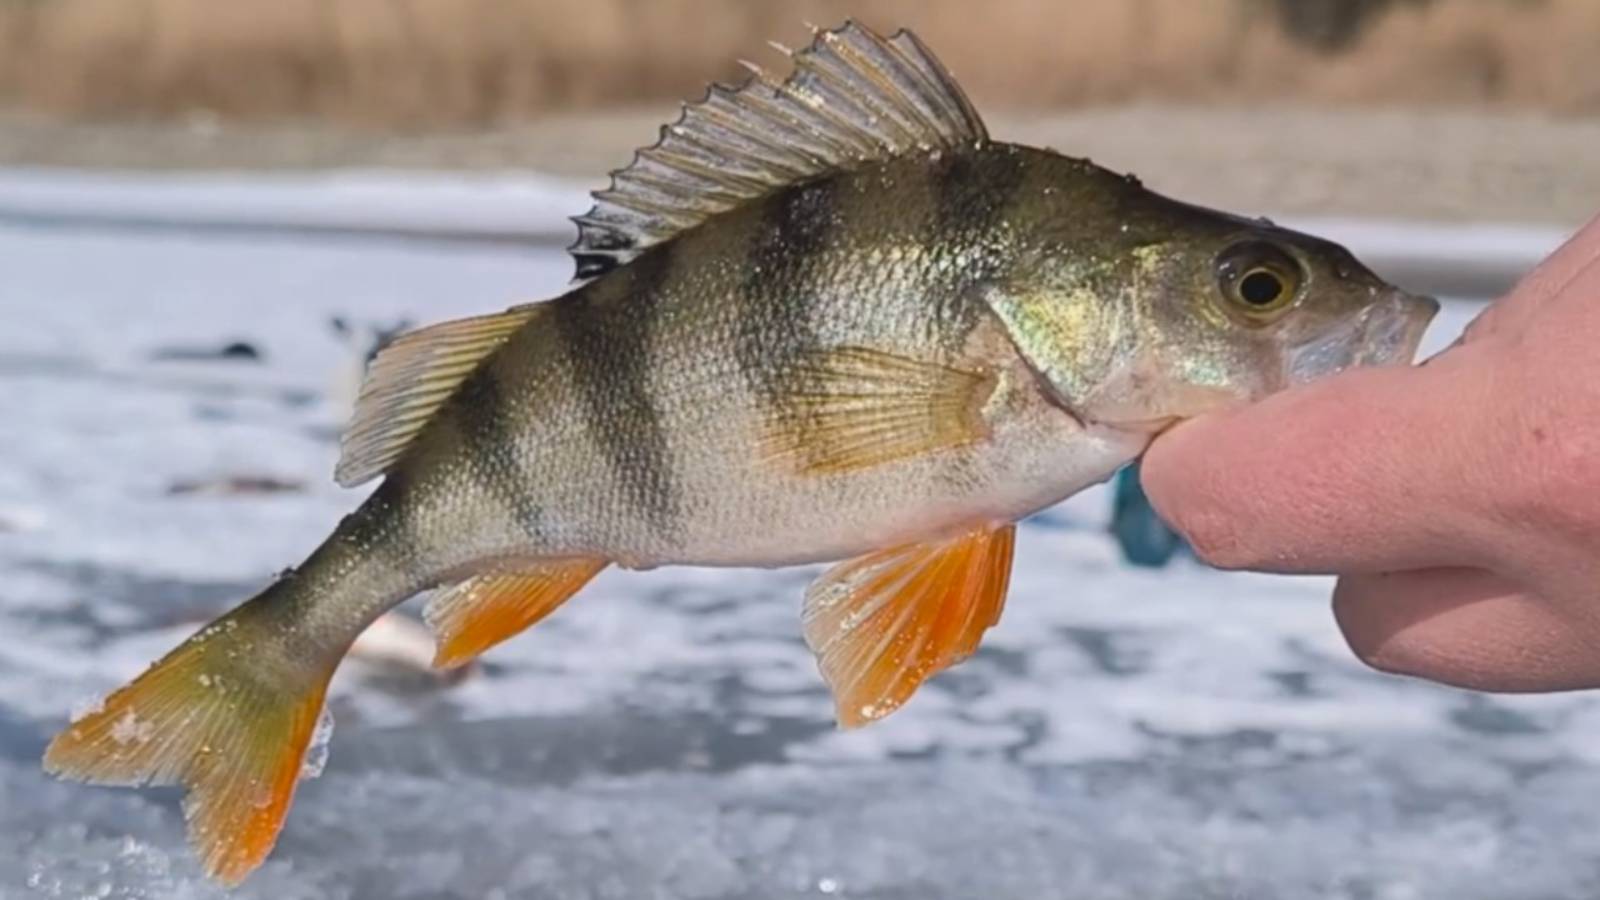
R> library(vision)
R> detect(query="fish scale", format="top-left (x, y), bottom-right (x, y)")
top-left (42, 20), bottom-right (1437, 885)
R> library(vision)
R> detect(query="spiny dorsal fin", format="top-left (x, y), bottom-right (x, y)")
top-left (569, 20), bottom-right (988, 281)
top-left (335, 305), bottom-right (543, 487)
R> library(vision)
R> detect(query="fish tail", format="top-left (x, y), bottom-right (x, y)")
top-left (43, 579), bottom-right (344, 886)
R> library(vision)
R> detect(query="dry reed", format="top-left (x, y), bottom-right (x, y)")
top-left (0, 0), bottom-right (1595, 125)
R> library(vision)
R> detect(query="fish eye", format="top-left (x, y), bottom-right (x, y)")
top-left (1215, 241), bottom-right (1303, 319)
top-left (1238, 269), bottom-right (1284, 305)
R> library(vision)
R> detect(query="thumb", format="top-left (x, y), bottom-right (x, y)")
top-left (1139, 347), bottom-right (1506, 575)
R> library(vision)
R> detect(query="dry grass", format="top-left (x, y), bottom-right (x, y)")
top-left (0, 0), bottom-right (1596, 125)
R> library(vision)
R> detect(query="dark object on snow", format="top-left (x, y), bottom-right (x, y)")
top-left (1265, 0), bottom-right (1433, 52)
top-left (331, 315), bottom-right (414, 364)
top-left (166, 475), bottom-right (306, 496)
top-left (150, 340), bottom-right (263, 362)
top-left (1110, 462), bottom-right (1188, 568)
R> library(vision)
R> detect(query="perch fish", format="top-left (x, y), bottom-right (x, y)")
top-left (44, 21), bottom-right (1437, 884)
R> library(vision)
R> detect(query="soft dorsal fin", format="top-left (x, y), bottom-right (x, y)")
top-left (568, 20), bottom-right (988, 280)
top-left (335, 305), bottom-right (543, 487)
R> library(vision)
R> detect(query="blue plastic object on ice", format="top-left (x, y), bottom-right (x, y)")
top-left (1110, 462), bottom-right (1188, 568)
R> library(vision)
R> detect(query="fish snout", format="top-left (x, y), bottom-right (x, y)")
top-left (1355, 288), bottom-right (1438, 368)
top-left (1284, 288), bottom-right (1439, 386)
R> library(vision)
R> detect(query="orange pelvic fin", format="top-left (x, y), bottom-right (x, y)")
top-left (802, 522), bottom-right (1016, 728)
top-left (425, 558), bottom-right (608, 669)
top-left (43, 602), bottom-right (336, 886)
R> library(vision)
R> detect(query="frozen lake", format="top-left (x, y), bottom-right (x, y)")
top-left (2, 185), bottom-right (1596, 899)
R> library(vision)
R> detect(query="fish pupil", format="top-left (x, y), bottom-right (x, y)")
top-left (1239, 270), bottom-right (1284, 306)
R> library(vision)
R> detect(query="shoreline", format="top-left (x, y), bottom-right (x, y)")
top-left (2, 105), bottom-right (1597, 229)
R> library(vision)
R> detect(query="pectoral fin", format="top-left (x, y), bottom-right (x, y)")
top-left (760, 346), bottom-right (994, 475)
top-left (425, 558), bottom-right (608, 669)
top-left (802, 523), bottom-right (1016, 727)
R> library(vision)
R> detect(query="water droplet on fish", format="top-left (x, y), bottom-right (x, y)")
top-left (818, 877), bottom-right (841, 894)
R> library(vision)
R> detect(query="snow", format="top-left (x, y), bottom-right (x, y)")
top-left (0, 174), bottom-right (1592, 898)
top-left (108, 712), bottom-right (153, 748)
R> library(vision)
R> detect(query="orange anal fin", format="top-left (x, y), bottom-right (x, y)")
top-left (802, 523), bottom-right (1016, 728)
top-left (43, 606), bottom-right (336, 887)
top-left (425, 558), bottom-right (608, 669)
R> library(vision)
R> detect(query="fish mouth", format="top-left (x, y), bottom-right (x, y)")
top-left (1284, 288), bottom-right (1439, 386)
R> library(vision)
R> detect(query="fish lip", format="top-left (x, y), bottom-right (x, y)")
top-left (1284, 288), bottom-right (1439, 385)
top-left (1358, 289), bottom-right (1438, 366)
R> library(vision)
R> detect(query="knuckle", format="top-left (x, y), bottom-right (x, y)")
top-left (1331, 584), bottom-right (1433, 680)
top-left (1331, 590), bottom-right (1396, 673)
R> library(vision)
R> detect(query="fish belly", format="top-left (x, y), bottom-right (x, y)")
top-left (632, 356), bottom-right (1149, 569)
top-left (503, 321), bottom-right (1150, 570)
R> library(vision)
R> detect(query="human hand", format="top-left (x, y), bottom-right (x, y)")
top-left (1140, 214), bottom-right (1600, 692)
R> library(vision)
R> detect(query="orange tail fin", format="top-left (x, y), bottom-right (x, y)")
top-left (43, 597), bottom-right (337, 886)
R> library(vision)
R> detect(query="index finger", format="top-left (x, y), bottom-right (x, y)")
top-left (1139, 343), bottom-right (1510, 575)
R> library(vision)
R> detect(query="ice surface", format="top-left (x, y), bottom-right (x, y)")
top-left (0, 167), bottom-right (1570, 283)
top-left (0, 180), bottom-right (1590, 898)
top-left (0, 168), bottom-right (590, 242)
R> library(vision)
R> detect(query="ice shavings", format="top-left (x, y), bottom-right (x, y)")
top-left (299, 708), bottom-right (335, 781)
top-left (108, 711), bottom-right (153, 747)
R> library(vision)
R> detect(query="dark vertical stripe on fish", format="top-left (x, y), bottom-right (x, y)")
top-left (932, 145), bottom-right (1027, 242)
top-left (551, 245), bottom-right (681, 541)
top-left (451, 363), bottom-right (546, 540)
top-left (737, 178), bottom-right (838, 404)
top-left (929, 146), bottom-right (1029, 351)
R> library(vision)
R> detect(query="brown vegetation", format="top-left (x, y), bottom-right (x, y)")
top-left (0, 0), bottom-right (1596, 125)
